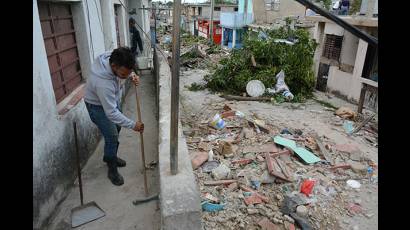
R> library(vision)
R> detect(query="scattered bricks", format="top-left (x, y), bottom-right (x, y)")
top-left (232, 158), bottom-right (253, 166)
top-left (203, 192), bottom-right (219, 203)
top-left (286, 222), bottom-right (296, 230)
top-left (347, 203), bottom-right (363, 215)
top-left (226, 182), bottom-right (239, 192)
top-left (244, 193), bottom-right (263, 206)
top-left (266, 152), bottom-right (292, 182)
top-left (258, 217), bottom-right (278, 230)
top-left (243, 143), bottom-right (279, 153)
top-left (204, 179), bottom-right (237, 186)
top-left (296, 205), bottom-right (308, 217)
top-left (240, 185), bottom-right (270, 203)
top-left (330, 164), bottom-right (351, 170)
top-left (221, 110), bottom-right (236, 118)
top-left (257, 155), bottom-right (265, 162)
top-left (190, 151), bottom-right (209, 170)
top-left (270, 149), bottom-right (291, 158)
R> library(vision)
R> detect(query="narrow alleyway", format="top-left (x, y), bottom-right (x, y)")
top-left (45, 71), bottom-right (160, 230)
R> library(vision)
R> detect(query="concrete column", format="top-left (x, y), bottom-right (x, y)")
top-left (221, 27), bottom-right (225, 47)
top-left (352, 39), bottom-right (368, 79)
top-left (100, 0), bottom-right (118, 50)
top-left (232, 29), bottom-right (236, 48)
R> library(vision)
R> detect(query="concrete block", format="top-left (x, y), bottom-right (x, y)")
top-left (157, 55), bottom-right (201, 230)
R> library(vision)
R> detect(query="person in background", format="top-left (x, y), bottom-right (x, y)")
top-left (129, 18), bottom-right (143, 57)
top-left (340, 0), bottom-right (350, 15)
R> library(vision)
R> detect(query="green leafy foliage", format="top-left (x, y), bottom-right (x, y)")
top-left (205, 27), bottom-right (318, 101)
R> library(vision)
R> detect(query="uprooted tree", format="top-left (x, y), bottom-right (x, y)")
top-left (205, 24), bottom-right (318, 102)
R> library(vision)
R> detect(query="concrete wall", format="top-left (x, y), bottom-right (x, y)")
top-left (340, 30), bottom-right (359, 67)
top-left (253, 0), bottom-right (267, 23)
top-left (157, 55), bottom-right (201, 230)
top-left (260, 0), bottom-right (305, 23)
top-left (314, 19), bottom-right (370, 102)
top-left (33, 0), bottom-right (131, 229)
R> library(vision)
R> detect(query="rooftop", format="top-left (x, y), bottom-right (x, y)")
top-left (306, 15), bottom-right (378, 27)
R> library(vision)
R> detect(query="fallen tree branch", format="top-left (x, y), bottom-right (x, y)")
top-left (221, 95), bottom-right (272, 101)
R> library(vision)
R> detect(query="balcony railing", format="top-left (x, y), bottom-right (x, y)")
top-left (220, 12), bottom-right (253, 28)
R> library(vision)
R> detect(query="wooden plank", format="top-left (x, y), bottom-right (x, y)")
top-left (203, 180), bottom-right (237, 186)
top-left (275, 158), bottom-right (293, 181)
top-left (265, 152), bottom-right (291, 182)
top-left (313, 134), bottom-right (333, 165)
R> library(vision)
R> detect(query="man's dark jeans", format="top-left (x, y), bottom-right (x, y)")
top-left (85, 102), bottom-right (121, 160)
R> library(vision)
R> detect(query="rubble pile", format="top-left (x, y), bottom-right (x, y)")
top-left (182, 102), bottom-right (378, 230)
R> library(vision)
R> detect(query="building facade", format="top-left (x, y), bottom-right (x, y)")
top-left (307, 0), bottom-right (378, 109)
top-left (33, 0), bottom-right (151, 229)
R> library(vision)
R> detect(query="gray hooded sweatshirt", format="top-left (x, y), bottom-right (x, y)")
top-left (84, 51), bottom-right (136, 129)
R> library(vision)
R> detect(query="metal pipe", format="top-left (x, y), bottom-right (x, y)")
top-left (209, 0), bottom-right (214, 42)
top-left (294, 0), bottom-right (377, 46)
top-left (170, 0), bottom-right (182, 175)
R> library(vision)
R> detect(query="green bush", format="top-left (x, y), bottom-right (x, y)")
top-left (205, 27), bottom-right (318, 101)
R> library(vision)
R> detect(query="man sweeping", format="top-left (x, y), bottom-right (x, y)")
top-left (84, 47), bottom-right (144, 186)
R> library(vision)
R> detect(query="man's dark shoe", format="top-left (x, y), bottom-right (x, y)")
top-left (106, 158), bottom-right (124, 186)
top-left (103, 156), bottom-right (126, 167)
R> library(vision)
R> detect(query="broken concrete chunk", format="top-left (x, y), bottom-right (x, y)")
top-left (350, 161), bottom-right (367, 174)
top-left (260, 170), bottom-right (277, 184)
top-left (244, 127), bottom-right (256, 139)
top-left (296, 205), bottom-right (308, 217)
top-left (190, 151), bottom-right (209, 170)
top-left (247, 208), bottom-right (259, 215)
top-left (211, 163), bottom-right (231, 180)
top-left (227, 182), bottom-right (239, 192)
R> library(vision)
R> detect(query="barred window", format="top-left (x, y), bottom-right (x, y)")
top-left (322, 34), bottom-right (343, 61)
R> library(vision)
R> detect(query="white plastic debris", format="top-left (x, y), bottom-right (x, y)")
top-left (346, 180), bottom-right (361, 189)
top-left (246, 80), bottom-right (266, 97)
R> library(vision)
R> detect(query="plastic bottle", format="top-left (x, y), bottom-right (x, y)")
top-left (210, 114), bottom-right (225, 130)
top-left (282, 90), bottom-right (294, 101)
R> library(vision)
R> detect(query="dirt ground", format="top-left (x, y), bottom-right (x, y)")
top-left (179, 68), bottom-right (378, 230)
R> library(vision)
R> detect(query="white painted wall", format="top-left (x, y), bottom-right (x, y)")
top-left (326, 39), bottom-right (369, 101)
top-left (324, 23), bottom-right (344, 36)
top-left (33, 0), bottom-right (132, 228)
top-left (340, 30), bottom-right (359, 66)
top-left (101, 0), bottom-right (118, 50)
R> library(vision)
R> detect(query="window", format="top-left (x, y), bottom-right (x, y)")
top-left (322, 34), bottom-right (343, 61)
top-left (38, 2), bottom-right (83, 103)
top-left (265, 0), bottom-right (280, 11)
top-left (114, 5), bottom-right (121, 47)
top-left (234, 7), bottom-right (238, 11)
top-left (214, 7), bottom-right (221, 11)
top-left (198, 7), bottom-right (202, 15)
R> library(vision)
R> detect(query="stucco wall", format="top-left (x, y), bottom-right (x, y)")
top-left (265, 0), bottom-right (305, 22)
top-left (340, 30), bottom-right (359, 67)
